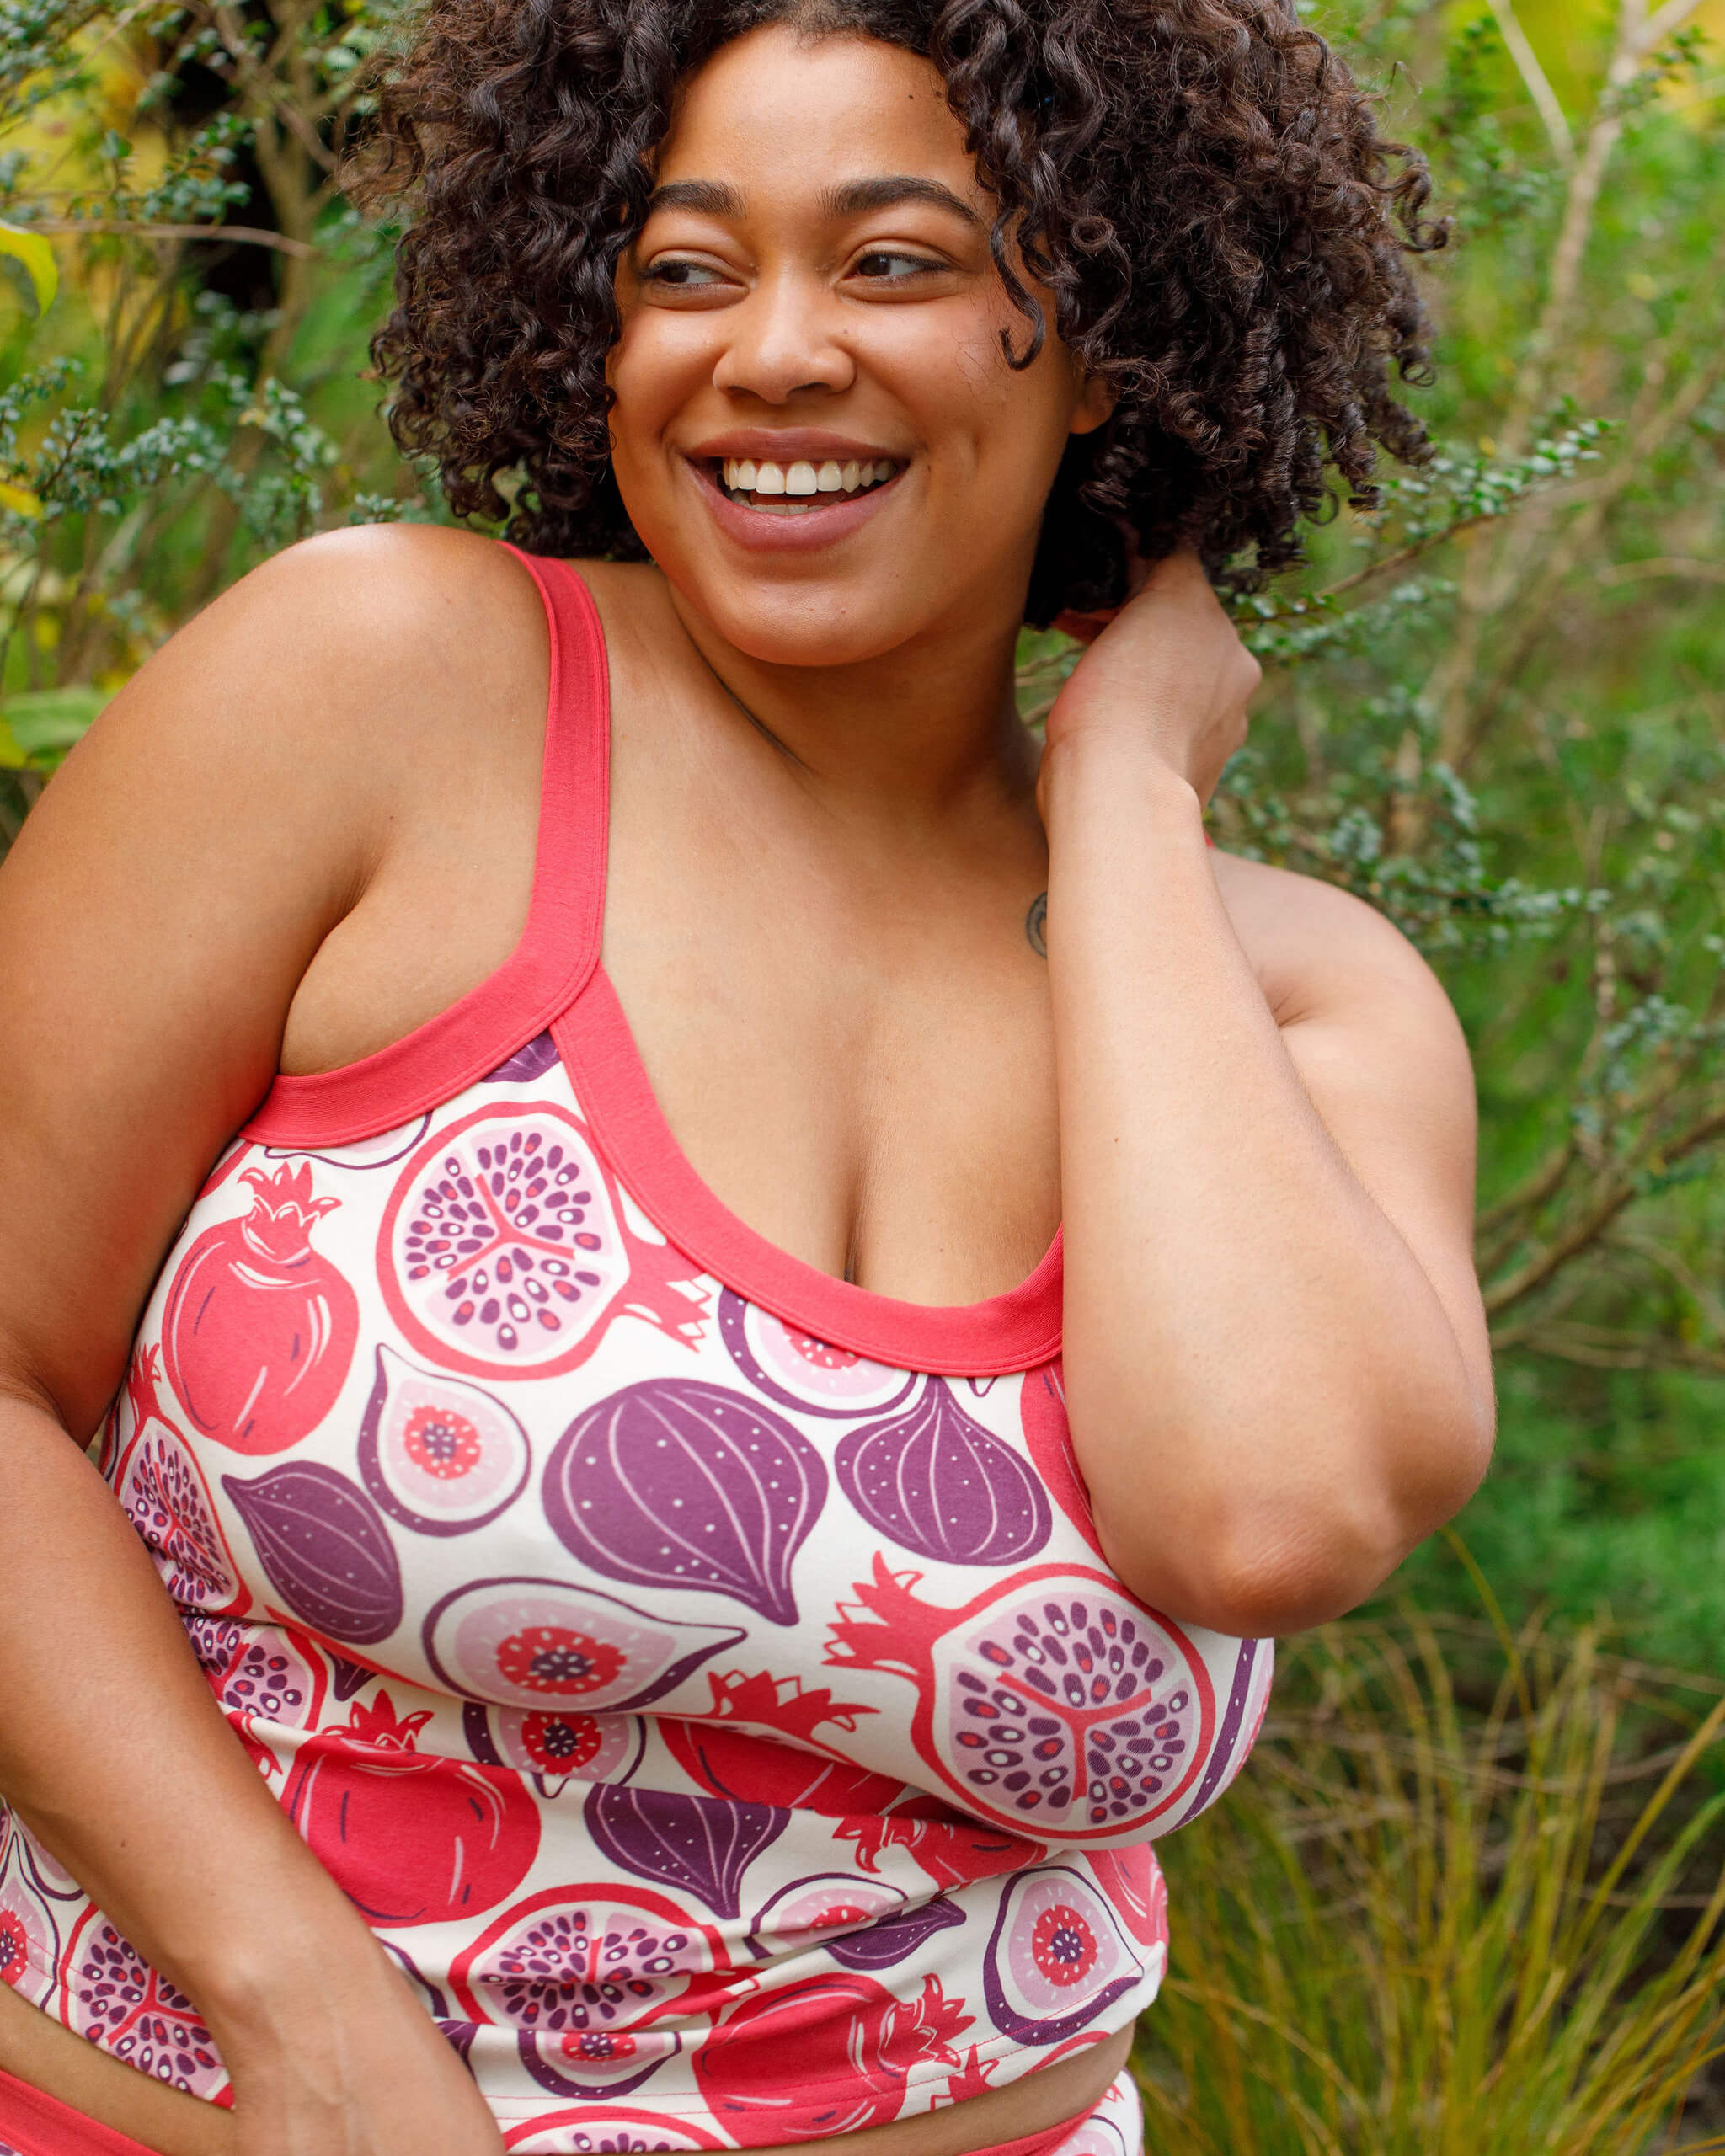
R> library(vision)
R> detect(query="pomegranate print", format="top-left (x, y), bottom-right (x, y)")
top-left (1161, 1635), bottom-right (1273, 1831)
top-left (163, 1163), bottom-right (359, 1454)
top-left (60, 1906), bottom-right (227, 2100)
top-left (504, 2111), bottom-right (725, 2153)
top-left (663, 1669), bottom-right (903, 1817)
top-left (425, 1577), bottom-right (744, 1715)
top-left (450, 1884), bottom-right (735, 2036)
top-left (115, 1357), bottom-right (247, 1613)
top-left (1085, 1846), bottom-right (1168, 1952)
top-left (718, 1290), bottom-right (915, 1418)
top-left (378, 1103), bottom-right (704, 1380)
top-left (982, 1867), bottom-right (1142, 2045)
top-left (285, 1693), bottom-right (540, 1927)
top-left (692, 1971), bottom-right (971, 2143)
top-left (184, 1614), bottom-right (325, 1732)
top-left (825, 1559), bottom-right (1215, 1841)
top-left (1018, 1361), bottom-right (1104, 1558)
top-left (358, 1344), bottom-right (532, 1536)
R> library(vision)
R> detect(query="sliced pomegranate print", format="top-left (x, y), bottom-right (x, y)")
top-left (425, 1577), bottom-right (744, 1715)
top-left (1161, 1635), bottom-right (1274, 1832)
top-left (981, 1866), bottom-right (1142, 2045)
top-left (692, 1970), bottom-right (971, 2143)
top-left (358, 1345), bottom-right (532, 1536)
top-left (60, 1906), bottom-right (227, 2099)
top-left (184, 1614), bottom-right (326, 1730)
top-left (449, 1883), bottom-right (734, 2036)
top-left (745, 1873), bottom-right (905, 1959)
top-left (1018, 1360), bottom-right (1104, 1558)
top-left (503, 2109), bottom-right (725, 2153)
top-left (717, 1289), bottom-right (915, 1417)
top-left (117, 1413), bottom-right (247, 1615)
top-left (285, 1692), bottom-right (540, 1928)
top-left (378, 1103), bottom-right (705, 1380)
top-left (162, 1162), bottom-right (359, 1454)
top-left (464, 1702), bottom-right (645, 1796)
top-left (825, 1559), bottom-right (1216, 1842)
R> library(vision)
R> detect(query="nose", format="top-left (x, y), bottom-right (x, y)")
top-left (711, 269), bottom-right (856, 404)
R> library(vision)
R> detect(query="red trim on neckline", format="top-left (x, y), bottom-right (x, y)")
top-left (555, 971), bottom-right (1064, 1374)
top-left (241, 550), bottom-right (607, 1148)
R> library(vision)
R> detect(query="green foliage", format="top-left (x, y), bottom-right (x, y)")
top-left (1135, 1604), bottom-right (1725, 2155)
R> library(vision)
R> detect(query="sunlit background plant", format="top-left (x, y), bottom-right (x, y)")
top-left (0, 0), bottom-right (1721, 2143)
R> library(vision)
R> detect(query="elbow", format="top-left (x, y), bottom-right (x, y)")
top-left (1094, 1401), bottom-right (1497, 1640)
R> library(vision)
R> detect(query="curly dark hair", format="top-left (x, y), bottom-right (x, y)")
top-left (360, 0), bottom-right (1445, 621)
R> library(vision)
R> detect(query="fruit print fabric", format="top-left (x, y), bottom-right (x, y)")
top-left (15, 553), bottom-right (1268, 2149)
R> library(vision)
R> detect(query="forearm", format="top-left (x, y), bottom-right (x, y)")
top-left (0, 1388), bottom-right (388, 2028)
top-left (1044, 732), bottom-right (1484, 1634)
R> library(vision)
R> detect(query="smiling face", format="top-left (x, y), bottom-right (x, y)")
top-left (607, 24), bottom-right (1110, 672)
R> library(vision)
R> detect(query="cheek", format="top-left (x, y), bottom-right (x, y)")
top-left (606, 315), bottom-right (708, 481)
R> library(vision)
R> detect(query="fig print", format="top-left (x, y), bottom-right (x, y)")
top-left (1084, 1846), bottom-right (1168, 1952)
top-left (264, 1113), bottom-right (431, 1172)
top-left (358, 1345), bottom-right (532, 1537)
top-left (285, 1693), bottom-right (540, 1928)
top-left (583, 1784), bottom-right (788, 1919)
top-left (450, 1882), bottom-right (734, 2036)
top-left (462, 1701), bottom-right (645, 1797)
top-left (60, 1907), bottom-right (227, 2100)
top-left (162, 1163), bottom-right (359, 1454)
top-left (519, 2023), bottom-right (681, 2102)
top-left (483, 1032), bottom-right (560, 1084)
top-left (825, 1560), bottom-right (1216, 1842)
top-left (835, 1380), bottom-right (1051, 1568)
top-left (825, 1892), bottom-right (967, 1971)
top-left (222, 1461), bottom-right (403, 1646)
top-left (543, 1380), bottom-right (825, 1625)
top-left (0, 1843), bottom-right (58, 2008)
top-left (378, 1102), bottom-right (704, 1380)
top-left (424, 1577), bottom-right (744, 1714)
top-left (745, 1873), bottom-right (905, 1959)
top-left (980, 1866), bottom-right (1144, 2045)
top-left (717, 1289), bottom-right (915, 1418)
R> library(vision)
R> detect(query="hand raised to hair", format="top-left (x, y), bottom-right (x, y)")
top-left (1045, 549), bottom-right (1261, 807)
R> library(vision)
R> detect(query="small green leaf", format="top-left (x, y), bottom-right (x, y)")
top-left (0, 221), bottom-right (57, 316)
top-left (0, 712), bottom-right (26, 767)
top-left (0, 478), bottom-right (41, 518)
top-left (2, 685), bottom-right (106, 767)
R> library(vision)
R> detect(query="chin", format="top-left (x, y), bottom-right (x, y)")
top-left (672, 570), bottom-right (942, 670)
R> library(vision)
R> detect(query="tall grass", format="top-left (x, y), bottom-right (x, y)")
top-left (1135, 1570), bottom-right (1725, 2154)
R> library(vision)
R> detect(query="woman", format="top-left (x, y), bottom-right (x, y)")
top-left (0, 2), bottom-right (1493, 2151)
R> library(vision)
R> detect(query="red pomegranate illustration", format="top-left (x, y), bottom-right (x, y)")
top-left (692, 1970), bottom-right (971, 2143)
top-left (825, 1559), bottom-right (1216, 1843)
top-left (163, 1163), bottom-right (359, 1454)
top-left (662, 1669), bottom-right (905, 1817)
top-left (1018, 1359), bottom-right (1105, 1557)
top-left (284, 1692), bottom-right (539, 1927)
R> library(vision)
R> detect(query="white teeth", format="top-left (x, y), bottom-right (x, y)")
top-left (736, 458), bottom-right (757, 490)
top-left (787, 460), bottom-right (818, 495)
top-left (816, 460), bottom-right (842, 493)
top-left (754, 461), bottom-right (786, 494)
top-left (718, 453), bottom-right (900, 504)
top-left (840, 461), bottom-right (860, 491)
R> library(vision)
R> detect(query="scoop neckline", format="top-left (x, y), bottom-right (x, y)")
top-left (551, 560), bottom-right (1065, 1374)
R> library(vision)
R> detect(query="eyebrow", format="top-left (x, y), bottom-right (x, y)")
top-left (644, 174), bottom-right (982, 227)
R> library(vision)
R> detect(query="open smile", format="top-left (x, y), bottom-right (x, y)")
top-left (709, 454), bottom-right (901, 515)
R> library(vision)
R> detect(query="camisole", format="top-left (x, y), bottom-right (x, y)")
top-left (0, 548), bottom-right (1273, 2151)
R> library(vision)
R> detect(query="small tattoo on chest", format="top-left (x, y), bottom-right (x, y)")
top-left (1025, 891), bottom-right (1048, 958)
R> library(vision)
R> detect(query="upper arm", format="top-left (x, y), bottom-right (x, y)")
top-left (1217, 856), bottom-right (1493, 1412)
top-left (0, 525), bottom-right (510, 1437)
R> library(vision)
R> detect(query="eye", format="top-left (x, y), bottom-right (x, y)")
top-left (639, 256), bottom-right (730, 291)
top-left (850, 248), bottom-right (946, 283)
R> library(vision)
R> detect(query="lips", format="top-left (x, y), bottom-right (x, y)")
top-left (682, 450), bottom-right (905, 552)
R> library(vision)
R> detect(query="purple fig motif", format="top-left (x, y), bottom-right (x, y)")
top-left (584, 1783), bottom-right (788, 1920)
top-left (222, 1462), bottom-right (402, 1645)
top-left (835, 1380), bottom-right (1050, 1567)
top-left (358, 1345), bottom-right (531, 1538)
top-left (826, 1893), bottom-right (966, 1970)
top-left (543, 1380), bottom-right (825, 1625)
top-left (483, 1033), bottom-right (560, 1085)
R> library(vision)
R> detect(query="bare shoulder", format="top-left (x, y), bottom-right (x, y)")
top-left (1211, 849), bottom-right (1464, 1039)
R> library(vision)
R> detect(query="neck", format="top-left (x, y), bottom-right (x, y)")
top-left (663, 579), bottom-right (1039, 830)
